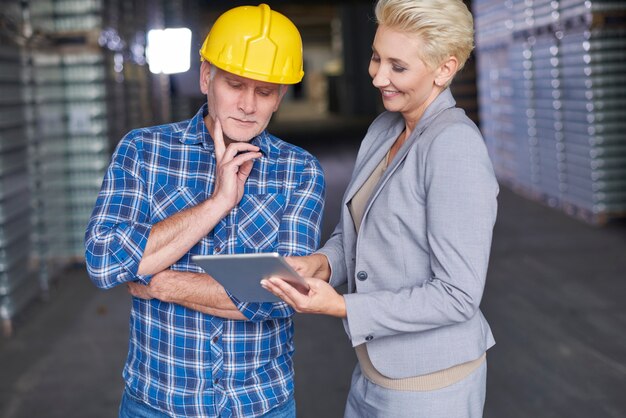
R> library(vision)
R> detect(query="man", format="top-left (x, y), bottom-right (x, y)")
top-left (85, 4), bottom-right (325, 417)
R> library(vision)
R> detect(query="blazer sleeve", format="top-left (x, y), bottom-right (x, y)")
top-left (317, 220), bottom-right (348, 287)
top-left (342, 122), bottom-right (499, 345)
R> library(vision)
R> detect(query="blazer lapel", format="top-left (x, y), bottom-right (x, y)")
top-left (361, 89), bottom-right (457, 217)
top-left (345, 119), bottom-right (404, 203)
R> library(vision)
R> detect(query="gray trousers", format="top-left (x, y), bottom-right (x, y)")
top-left (344, 360), bottom-right (487, 418)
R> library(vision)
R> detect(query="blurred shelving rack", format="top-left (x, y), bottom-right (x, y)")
top-left (0, 1), bottom-right (39, 337)
top-left (25, 0), bottom-right (155, 271)
top-left (0, 0), bottom-right (157, 336)
top-left (474, 0), bottom-right (626, 225)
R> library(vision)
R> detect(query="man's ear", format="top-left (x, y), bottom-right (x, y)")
top-left (199, 61), bottom-right (210, 94)
top-left (273, 85), bottom-right (289, 111)
top-left (434, 56), bottom-right (459, 87)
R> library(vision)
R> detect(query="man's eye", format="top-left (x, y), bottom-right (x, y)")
top-left (257, 90), bottom-right (271, 97)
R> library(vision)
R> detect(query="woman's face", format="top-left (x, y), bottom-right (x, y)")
top-left (368, 25), bottom-right (443, 124)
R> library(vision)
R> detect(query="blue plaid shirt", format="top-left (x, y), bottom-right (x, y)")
top-left (85, 104), bottom-right (325, 417)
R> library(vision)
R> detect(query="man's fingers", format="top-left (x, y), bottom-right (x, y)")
top-left (127, 282), bottom-right (152, 300)
top-left (236, 159), bottom-right (255, 181)
top-left (227, 152), bottom-right (262, 172)
top-left (127, 282), bottom-right (140, 297)
top-left (222, 143), bottom-right (261, 163)
top-left (213, 119), bottom-right (225, 161)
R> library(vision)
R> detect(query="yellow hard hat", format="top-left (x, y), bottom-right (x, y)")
top-left (199, 3), bottom-right (304, 84)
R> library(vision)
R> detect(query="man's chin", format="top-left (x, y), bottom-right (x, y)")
top-left (223, 128), bottom-right (262, 144)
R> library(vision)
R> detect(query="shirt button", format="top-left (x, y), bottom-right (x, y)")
top-left (356, 271), bottom-right (368, 281)
top-left (214, 246), bottom-right (221, 253)
top-left (212, 336), bottom-right (219, 343)
top-left (214, 378), bottom-right (219, 384)
top-left (365, 335), bottom-right (374, 341)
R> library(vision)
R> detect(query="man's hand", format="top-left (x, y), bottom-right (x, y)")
top-left (285, 254), bottom-right (331, 282)
top-left (211, 119), bottom-right (262, 213)
top-left (127, 281), bottom-right (153, 300)
top-left (127, 270), bottom-right (246, 320)
top-left (137, 120), bottom-right (262, 276)
top-left (127, 270), bottom-right (175, 301)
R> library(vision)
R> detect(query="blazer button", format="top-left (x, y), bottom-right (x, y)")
top-left (356, 271), bottom-right (368, 281)
top-left (365, 335), bottom-right (374, 341)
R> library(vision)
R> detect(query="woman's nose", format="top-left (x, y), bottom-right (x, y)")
top-left (371, 68), bottom-right (389, 88)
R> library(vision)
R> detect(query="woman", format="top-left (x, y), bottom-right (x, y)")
top-left (261, 0), bottom-right (498, 416)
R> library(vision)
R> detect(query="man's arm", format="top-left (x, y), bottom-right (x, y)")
top-left (128, 152), bottom-right (325, 321)
top-left (138, 120), bottom-right (262, 275)
top-left (131, 154), bottom-right (325, 321)
top-left (86, 120), bottom-right (261, 290)
top-left (136, 198), bottom-right (230, 275)
top-left (85, 131), bottom-right (155, 289)
top-left (128, 270), bottom-right (246, 320)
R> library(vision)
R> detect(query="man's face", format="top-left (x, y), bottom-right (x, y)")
top-left (200, 62), bottom-right (285, 143)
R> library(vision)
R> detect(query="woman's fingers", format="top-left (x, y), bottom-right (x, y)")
top-left (263, 277), bottom-right (310, 306)
top-left (261, 278), bottom-right (298, 307)
top-left (284, 254), bottom-right (330, 281)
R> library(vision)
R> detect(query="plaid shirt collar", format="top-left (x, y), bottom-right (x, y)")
top-left (180, 103), bottom-right (276, 159)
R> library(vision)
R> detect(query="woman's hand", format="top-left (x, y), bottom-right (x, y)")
top-left (285, 254), bottom-right (331, 282)
top-left (261, 277), bottom-right (346, 318)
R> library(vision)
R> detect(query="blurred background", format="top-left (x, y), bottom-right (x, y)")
top-left (0, 0), bottom-right (625, 417)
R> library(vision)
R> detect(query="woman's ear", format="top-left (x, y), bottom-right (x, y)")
top-left (199, 61), bottom-right (210, 94)
top-left (435, 56), bottom-right (459, 87)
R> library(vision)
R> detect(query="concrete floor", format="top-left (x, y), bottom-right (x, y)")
top-left (1, 124), bottom-right (625, 417)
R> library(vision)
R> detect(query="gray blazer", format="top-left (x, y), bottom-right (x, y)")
top-left (318, 89), bottom-right (498, 379)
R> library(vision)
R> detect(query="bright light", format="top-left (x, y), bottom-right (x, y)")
top-left (146, 28), bottom-right (192, 74)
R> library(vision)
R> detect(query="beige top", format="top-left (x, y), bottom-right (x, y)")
top-left (347, 151), bottom-right (485, 391)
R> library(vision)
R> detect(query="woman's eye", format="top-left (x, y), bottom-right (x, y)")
top-left (392, 65), bottom-right (406, 73)
top-left (371, 54), bottom-right (380, 62)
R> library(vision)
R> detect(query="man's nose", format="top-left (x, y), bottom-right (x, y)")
top-left (238, 89), bottom-right (256, 114)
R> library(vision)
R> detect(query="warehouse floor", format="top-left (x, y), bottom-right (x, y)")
top-left (1, 120), bottom-right (625, 418)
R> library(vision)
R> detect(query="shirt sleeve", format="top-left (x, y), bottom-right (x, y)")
top-left (84, 131), bottom-right (153, 289)
top-left (236, 155), bottom-right (326, 321)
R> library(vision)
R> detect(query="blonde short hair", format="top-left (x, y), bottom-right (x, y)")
top-left (374, 0), bottom-right (474, 72)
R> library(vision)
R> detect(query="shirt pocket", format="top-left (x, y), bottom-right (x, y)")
top-left (237, 193), bottom-right (286, 251)
top-left (150, 183), bottom-right (205, 223)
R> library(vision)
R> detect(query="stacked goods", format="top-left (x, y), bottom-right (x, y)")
top-left (0, 3), bottom-right (39, 336)
top-left (474, 0), bottom-right (626, 223)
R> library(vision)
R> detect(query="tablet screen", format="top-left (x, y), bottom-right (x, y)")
top-left (192, 252), bottom-right (308, 303)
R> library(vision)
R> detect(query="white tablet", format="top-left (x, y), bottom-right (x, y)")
top-left (191, 252), bottom-right (308, 303)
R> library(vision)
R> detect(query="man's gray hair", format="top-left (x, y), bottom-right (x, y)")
top-left (208, 63), bottom-right (288, 95)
